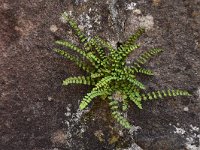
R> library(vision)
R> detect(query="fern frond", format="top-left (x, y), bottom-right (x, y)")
top-left (109, 99), bottom-right (119, 110)
top-left (134, 48), bottom-right (163, 67)
top-left (129, 92), bottom-right (142, 109)
top-left (79, 89), bottom-right (109, 110)
top-left (117, 44), bottom-right (140, 59)
top-left (87, 52), bottom-right (101, 65)
top-left (63, 76), bottom-right (95, 86)
top-left (91, 73), bottom-right (104, 78)
top-left (121, 28), bottom-right (145, 48)
top-left (83, 37), bottom-right (107, 67)
top-left (84, 38), bottom-right (106, 59)
top-left (136, 67), bottom-right (154, 75)
top-left (94, 76), bottom-right (117, 90)
top-left (141, 89), bottom-right (191, 101)
top-left (53, 48), bottom-right (91, 73)
top-left (83, 38), bottom-right (97, 51)
top-left (109, 44), bottom-right (140, 66)
top-left (94, 36), bottom-right (115, 52)
top-left (122, 99), bottom-right (129, 111)
top-left (93, 45), bottom-right (106, 60)
top-left (55, 40), bottom-right (87, 57)
top-left (122, 83), bottom-right (134, 94)
top-left (126, 77), bottom-right (145, 90)
top-left (108, 98), bottom-right (131, 128)
top-left (111, 111), bottom-right (131, 129)
top-left (125, 66), bottom-right (154, 75)
top-left (62, 12), bottom-right (88, 43)
top-left (55, 40), bottom-right (100, 67)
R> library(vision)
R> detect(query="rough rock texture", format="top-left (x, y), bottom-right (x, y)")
top-left (0, 0), bottom-right (200, 149)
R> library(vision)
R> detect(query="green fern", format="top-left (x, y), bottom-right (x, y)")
top-left (63, 76), bottom-right (95, 86)
top-left (80, 89), bottom-right (110, 110)
top-left (133, 48), bottom-right (163, 67)
top-left (53, 48), bottom-right (92, 72)
top-left (54, 12), bottom-right (191, 129)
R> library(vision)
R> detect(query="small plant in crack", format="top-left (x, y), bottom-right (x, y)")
top-left (54, 12), bottom-right (191, 129)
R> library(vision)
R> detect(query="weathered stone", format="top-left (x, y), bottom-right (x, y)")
top-left (1, 0), bottom-right (199, 149)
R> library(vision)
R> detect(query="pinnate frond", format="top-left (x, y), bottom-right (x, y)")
top-left (141, 89), bottom-right (191, 101)
top-left (94, 36), bottom-right (115, 52)
top-left (126, 77), bottom-right (145, 90)
top-left (55, 40), bottom-right (87, 57)
top-left (125, 66), bottom-right (154, 76)
top-left (80, 89), bottom-right (109, 110)
top-left (55, 40), bottom-right (101, 68)
top-left (121, 28), bottom-right (145, 48)
top-left (129, 92), bottom-right (142, 109)
top-left (53, 48), bottom-right (91, 73)
top-left (63, 76), bottom-right (95, 86)
top-left (134, 48), bottom-right (163, 67)
top-left (109, 99), bottom-right (131, 128)
top-left (62, 12), bottom-right (88, 43)
top-left (91, 73), bottom-right (104, 78)
top-left (94, 76), bottom-right (117, 90)
top-left (122, 99), bottom-right (129, 111)
top-left (111, 111), bottom-right (131, 129)
top-left (117, 44), bottom-right (140, 59)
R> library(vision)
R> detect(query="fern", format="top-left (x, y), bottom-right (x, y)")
top-left (54, 12), bottom-right (191, 129)
top-left (53, 48), bottom-right (92, 73)
top-left (134, 48), bottom-right (163, 67)
top-left (55, 40), bottom-right (87, 57)
top-left (141, 89), bottom-right (191, 101)
top-left (62, 12), bottom-right (88, 43)
top-left (63, 76), bottom-right (95, 86)
top-left (80, 89), bottom-right (109, 110)
top-left (108, 98), bottom-right (131, 128)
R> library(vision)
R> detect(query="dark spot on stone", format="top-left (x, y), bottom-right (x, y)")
top-left (116, 42), bottom-right (122, 48)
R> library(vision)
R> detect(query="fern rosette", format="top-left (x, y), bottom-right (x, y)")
top-left (54, 12), bottom-right (191, 129)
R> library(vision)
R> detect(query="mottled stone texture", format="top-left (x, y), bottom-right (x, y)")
top-left (0, 0), bottom-right (200, 149)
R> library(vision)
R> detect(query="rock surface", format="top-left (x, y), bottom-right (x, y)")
top-left (0, 0), bottom-right (200, 149)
